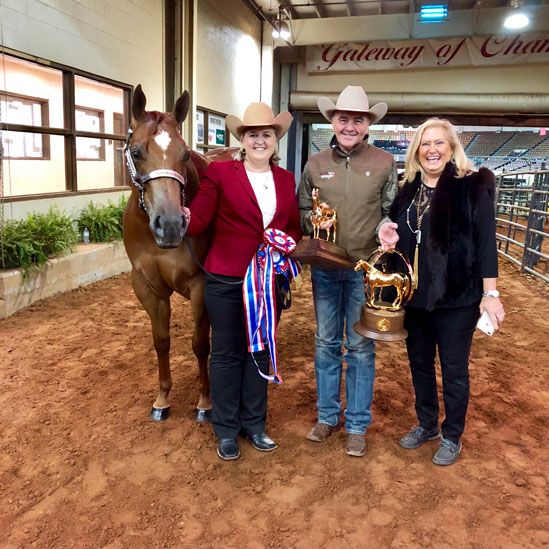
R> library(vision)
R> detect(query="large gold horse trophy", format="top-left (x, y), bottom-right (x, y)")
top-left (291, 187), bottom-right (354, 269)
top-left (353, 249), bottom-right (414, 341)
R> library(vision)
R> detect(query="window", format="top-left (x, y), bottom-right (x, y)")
top-left (75, 107), bottom-right (105, 160)
top-left (196, 107), bottom-right (228, 153)
top-left (0, 52), bottom-right (130, 198)
top-left (1, 93), bottom-right (50, 159)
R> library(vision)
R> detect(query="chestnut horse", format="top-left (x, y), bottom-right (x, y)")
top-left (123, 85), bottom-right (221, 422)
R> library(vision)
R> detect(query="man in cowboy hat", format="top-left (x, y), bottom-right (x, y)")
top-left (298, 85), bottom-right (398, 457)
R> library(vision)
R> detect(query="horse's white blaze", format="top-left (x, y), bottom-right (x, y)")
top-left (154, 131), bottom-right (171, 160)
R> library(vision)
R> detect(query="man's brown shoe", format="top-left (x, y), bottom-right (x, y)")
top-left (306, 423), bottom-right (337, 442)
top-left (345, 434), bottom-right (366, 457)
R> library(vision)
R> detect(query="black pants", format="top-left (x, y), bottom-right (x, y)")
top-left (204, 274), bottom-right (281, 439)
top-left (404, 303), bottom-right (479, 443)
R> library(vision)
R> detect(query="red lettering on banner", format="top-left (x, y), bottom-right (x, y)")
top-left (356, 44), bottom-right (369, 61)
top-left (437, 44), bottom-right (451, 58)
top-left (343, 48), bottom-right (356, 61)
top-left (321, 43), bottom-right (347, 70)
top-left (480, 35), bottom-right (506, 57)
top-left (316, 33), bottom-right (549, 72)
top-left (504, 34), bottom-right (524, 55)
top-left (437, 38), bottom-right (466, 65)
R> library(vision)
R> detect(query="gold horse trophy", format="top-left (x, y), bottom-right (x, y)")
top-left (291, 187), bottom-right (354, 269)
top-left (353, 249), bottom-right (415, 341)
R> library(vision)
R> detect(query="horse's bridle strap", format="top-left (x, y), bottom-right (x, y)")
top-left (140, 169), bottom-right (186, 187)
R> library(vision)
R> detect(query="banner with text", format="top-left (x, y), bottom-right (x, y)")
top-left (307, 32), bottom-right (549, 72)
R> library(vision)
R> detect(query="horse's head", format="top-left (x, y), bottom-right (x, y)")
top-left (126, 84), bottom-right (197, 248)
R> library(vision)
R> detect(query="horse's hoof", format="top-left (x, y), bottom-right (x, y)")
top-left (150, 407), bottom-right (170, 421)
top-left (195, 408), bottom-right (211, 423)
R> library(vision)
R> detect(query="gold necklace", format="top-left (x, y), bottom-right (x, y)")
top-left (406, 184), bottom-right (431, 289)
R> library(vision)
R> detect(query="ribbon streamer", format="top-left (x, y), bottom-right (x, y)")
top-left (243, 229), bottom-right (301, 383)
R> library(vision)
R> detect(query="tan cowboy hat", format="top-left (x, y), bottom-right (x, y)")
top-left (318, 86), bottom-right (388, 125)
top-left (226, 102), bottom-right (292, 140)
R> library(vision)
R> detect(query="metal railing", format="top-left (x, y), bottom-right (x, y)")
top-left (494, 170), bottom-right (549, 283)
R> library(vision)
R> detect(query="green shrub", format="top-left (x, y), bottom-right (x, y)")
top-left (76, 195), bottom-right (128, 242)
top-left (0, 207), bottom-right (77, 277)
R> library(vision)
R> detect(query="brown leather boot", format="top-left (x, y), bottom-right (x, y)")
top-left (345, 434), bottom-right (366, 457)
top-left (306, 423), bottom-right (337, 442)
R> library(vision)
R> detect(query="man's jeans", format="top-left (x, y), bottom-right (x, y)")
top-left (311, 267), bottom-right (376, 435)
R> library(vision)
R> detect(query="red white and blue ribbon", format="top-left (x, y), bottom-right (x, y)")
top-left (243, 229), bottom-right (301, 384)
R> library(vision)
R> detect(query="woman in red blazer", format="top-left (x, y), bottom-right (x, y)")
top-left (183, 102), bottom-right (302, 461)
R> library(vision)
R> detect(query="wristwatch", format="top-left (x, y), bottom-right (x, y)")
top-left (482, 290), bottom-right (500, 298)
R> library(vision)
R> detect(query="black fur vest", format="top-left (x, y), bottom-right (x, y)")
top-left (389, 162), bottom-right (495, 310)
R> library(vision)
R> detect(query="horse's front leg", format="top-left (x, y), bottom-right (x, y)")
top-left (132, 270), bottom-right (173, 421)
top-left (189, 275), bottom-right (212, 422)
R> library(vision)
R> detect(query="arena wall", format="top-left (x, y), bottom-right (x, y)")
top-left (195, 0), bottom-right (263, 148)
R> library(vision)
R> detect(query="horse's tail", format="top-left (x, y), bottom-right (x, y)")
top-left (404, 274), bottom-right (411, 298)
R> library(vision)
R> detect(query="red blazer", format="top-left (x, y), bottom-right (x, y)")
top-left (187, 160), bottom-right (302, 277)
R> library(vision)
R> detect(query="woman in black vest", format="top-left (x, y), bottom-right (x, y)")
top-left (378, 118), bottom-right (505, 466)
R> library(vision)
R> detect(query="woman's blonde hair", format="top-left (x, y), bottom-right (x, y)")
top-left (402, 117), bottom-right (473, 184)
top-left (232, 127), bottom-right (281, 164)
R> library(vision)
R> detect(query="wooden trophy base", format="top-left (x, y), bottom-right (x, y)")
top-left (291, 238), bottom-right (354, 270)
top-left (353, 303), bottom-right (408, 341)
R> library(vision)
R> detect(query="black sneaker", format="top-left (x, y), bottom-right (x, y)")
top-left (399, 425), bottom-right (441, 449)
top-left (432, 438), bottom-right (462, 466)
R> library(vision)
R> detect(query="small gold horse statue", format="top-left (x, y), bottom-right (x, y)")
top-left (312, 188), bottom-right (337, 243)
top-left (354, 259), bottom-right (411, 310)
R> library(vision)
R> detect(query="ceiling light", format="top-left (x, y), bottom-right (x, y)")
top-left (504, 0), bottom-right (529, 29)
top-left (272, 21), bottom-right (291, 40)
top-left (419, 4), bottom-right (448, 20)
top-left (504, 11), bottom-right (529, 29)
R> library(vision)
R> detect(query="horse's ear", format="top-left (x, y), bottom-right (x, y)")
top-left (173, 90), bottom-right (190, 124)
top-left (132, 84), bottom-right (147, 121)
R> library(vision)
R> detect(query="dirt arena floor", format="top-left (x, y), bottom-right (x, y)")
top-left (1, 259), bottom-right (548, 548)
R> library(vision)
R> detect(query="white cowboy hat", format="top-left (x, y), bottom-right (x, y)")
top-left (317, 86), bottom-right (388, 125)
top-left (226, 102), bottom-right (293, 140)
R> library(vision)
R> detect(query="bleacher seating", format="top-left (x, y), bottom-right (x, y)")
top-left (467, 132), bottom-right (514, 157)
top-left (495, 133), bottom-right (545, 157)
top-left (459, 132), bottom-right (477, 149)
top-left (523, 137), bottom-right (549, 159)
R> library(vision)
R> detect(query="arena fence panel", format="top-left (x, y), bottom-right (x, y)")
top-left (495, 170), bottom-right (549, 282)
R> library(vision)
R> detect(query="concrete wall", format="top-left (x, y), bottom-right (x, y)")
top-left (0, 0), bottom-right (164, 108)
top-left (195, 0), bottom-right (262, 147)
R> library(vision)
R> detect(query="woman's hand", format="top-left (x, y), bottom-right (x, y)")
top-left (182, 206), bottom-right (191, 227)
top-left (480, 296), bottom-right (505, 331)
top-left (378, 222), bottom-right (399, 250)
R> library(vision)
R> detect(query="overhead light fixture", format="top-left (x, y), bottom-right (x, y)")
top-left (272, 20), bottom-right (291, 40)
top-left (504, 0), bottom-right (529, 29)
top-left (419, 4), bottom-right (448, 21)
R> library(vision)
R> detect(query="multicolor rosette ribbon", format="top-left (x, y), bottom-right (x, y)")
top-left (243, 228), bottom-right (301, 384)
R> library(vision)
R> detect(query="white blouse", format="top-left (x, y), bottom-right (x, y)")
top-left (246, 170), bottom-right (277, 228)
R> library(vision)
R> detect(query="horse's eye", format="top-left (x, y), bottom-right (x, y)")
top-left (131, 148), bottom-right (143, 161)
top-left (182, 149), bottom-right (191, 162)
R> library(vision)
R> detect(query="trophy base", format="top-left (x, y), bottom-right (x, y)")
top-left (353, 303), bottom-right (408, 341)
top-left (291, 238), bottom-right (354, 270)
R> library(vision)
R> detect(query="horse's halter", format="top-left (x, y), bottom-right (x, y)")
top-left (124, 125), bottom-right (187, 213)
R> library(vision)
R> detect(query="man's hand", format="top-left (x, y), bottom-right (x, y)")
top-left (378, 222), bottom-right (399, 250)
top-left (312, 203), bottom-right (335, 230)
